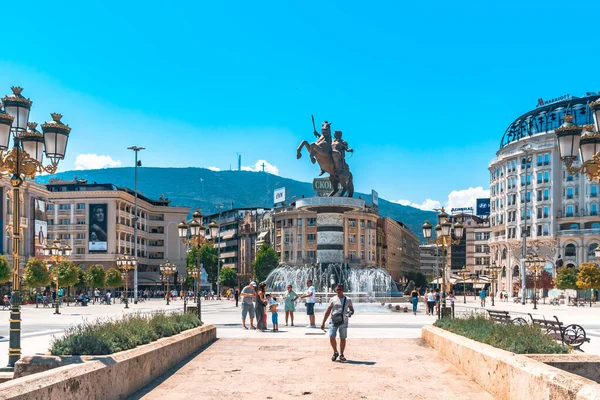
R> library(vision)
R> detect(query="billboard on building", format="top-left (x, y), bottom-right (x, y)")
top-left (274, 187), bottom-right (286, 205)
top-left (34, 199), bottom-right (47, 257)
top-left (372, 190), bottom-right (379, 207)
top-left (89, 203), bottom-right (108, 252)
top-left (476, 198), bottom-right (491, 216)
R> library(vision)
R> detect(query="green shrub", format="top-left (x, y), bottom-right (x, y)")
top-left (434, 315), bottom-right (569, 354)
top-left (50, 312), bottom-right (201, 355)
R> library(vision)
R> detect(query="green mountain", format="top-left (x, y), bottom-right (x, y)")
top-left (35, 167), bottom-right (434, 241)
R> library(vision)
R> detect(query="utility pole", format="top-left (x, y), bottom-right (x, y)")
top-left (128, 146), bottom-right (145, 304)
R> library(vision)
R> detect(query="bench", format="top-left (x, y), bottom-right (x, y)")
top-left (549, 298), bottom-right (560, 306)
top-left (487, 310), bottom-right (528, 326)
top-left (528, 314), bottom-right (590, 350)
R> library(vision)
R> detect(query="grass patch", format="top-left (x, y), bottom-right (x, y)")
top-left (50, 312), bottom-right (201, 356)
top-left (434, 315), bottom-right (569, 354)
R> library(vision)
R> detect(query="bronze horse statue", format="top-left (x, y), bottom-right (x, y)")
top-left (296, 120), bottom-right (354, 197)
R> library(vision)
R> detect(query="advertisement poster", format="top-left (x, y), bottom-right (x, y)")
top-left (34, 199), bottom-right (47, 257)
top-left (89, 203), bottom-right (108, 252)
top-left (274, 187), bottom-right (286, 205)
top-left (476, 198), bottom-right (491, 216)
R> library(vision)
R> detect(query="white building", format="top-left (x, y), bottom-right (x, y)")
top-left (488, 92), bottom-right (600, 296)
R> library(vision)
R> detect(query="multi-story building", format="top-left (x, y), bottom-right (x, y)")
top-left (44, 179), bottom-right (189, 286)
top-left (378, 218), bottom-right (420, 280)
top-left (463, 214), bottom-right (491, 275)
top-left (419, 244), bottom-right (440, 279)
top-left (201, 207), bottom-right (271, 284)
top-left (488, 92), bottom-right (600, 295)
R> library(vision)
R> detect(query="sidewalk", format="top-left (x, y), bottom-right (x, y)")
top-left (131, 338), bottom-right (494, 400)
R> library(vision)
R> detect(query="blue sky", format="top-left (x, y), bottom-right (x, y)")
top-left (2, 0), bottom-right (599, 210)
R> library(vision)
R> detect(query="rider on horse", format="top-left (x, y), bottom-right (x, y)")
top-left (314, 121), bottom-right (332, 176)
top-left (332, 130), bottom-right (353, 174)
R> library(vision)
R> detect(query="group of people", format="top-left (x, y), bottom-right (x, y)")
top-left (239, 279), bottom-right (355, 362)
top-left (409, 287), bottom-right (459, 316)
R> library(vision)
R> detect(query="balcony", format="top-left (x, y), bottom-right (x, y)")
top-left (557, 228), bottom-right (600, 237)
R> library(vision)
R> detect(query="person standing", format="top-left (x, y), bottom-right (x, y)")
top-left (94, 288), bottom-right (100, 304)
top-left (234, 289), bottom-right (240, 307)
top-left (480, 288), bottom-right (487, 307)
top-left (255, 282), bottom-right (268, 331)
top-left (410, 287), bottom-right (419, 315)
top-left (284, 285), bottom-right (299, 326)
top-left (426, 289), bottom-right (435, 316)
top-left (320, 284), bottom-right (354, 362)
top-left (240, 281), bottom-right (256, 329)
top-left (299, 279), bottom-right (316, 328)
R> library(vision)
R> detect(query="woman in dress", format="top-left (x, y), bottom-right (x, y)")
top-left (255, 282), bottom-right (268, 331)
top-left (284, 284), bottom-right (299, 326)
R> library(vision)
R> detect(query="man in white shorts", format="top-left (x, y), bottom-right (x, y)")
top-left (321, 284), bottom-right (354, 362)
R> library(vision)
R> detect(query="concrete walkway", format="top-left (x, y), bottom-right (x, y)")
top-left (131, 338), bottom-right (494, 400)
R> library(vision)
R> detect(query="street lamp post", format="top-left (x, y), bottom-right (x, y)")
top-left (43, 240), bottom-right (72, 315)
top-left (422, 208), bottom-right (464, 318)
top-left (127, 146), bottom-right (144, 304)
top-left (208, 219), bottom-right (222, 297)
top-left (116, 255), bottom-right (137, 309)
top-left (178, 209), bottom-right (206, 322)
top-left (0, 87), bottom-right (72, 368)
top-left (487, 263), bottom-right (502, 307)
top-left (159, 260), bottom-right (176, 305)
top-left (525, 252), bottom-right (544, 310)
top-left (520, 145), bottom-right (532, 305)
top-left (456, 268), bottom-right (469, 304)
top-left (177, 276), bottom-right (187, 313)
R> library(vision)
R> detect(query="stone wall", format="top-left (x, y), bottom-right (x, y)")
top-left (422, 325), bottom-right (600, 400)
top-left (0, 325), bottom-right (216, 400)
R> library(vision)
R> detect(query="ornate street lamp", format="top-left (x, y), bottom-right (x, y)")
top-left (487, 263), bottom-right (502, 307)
top-left (422, 208), bottom-right (464, 318)
top-left (208, 219), bottom-right (222, 297)
top-left (456, 268), bottom-right (470, 304)
top-left (177, 276), bottom-right (187, 313)
top-left (116, 255), bottom-right (137, 309)
top-left (159, 260), bottom-right (177, 305)
top-left (43, 240), bottom-right (72, 316)
top-left (179, 208), bottom-right (206, 322)
top-left (525, 252), bottom-right (544, 310)
top-left (0, 87), bottom-right (71, 368)
top-left (556, 108), bottom-right (600, 181)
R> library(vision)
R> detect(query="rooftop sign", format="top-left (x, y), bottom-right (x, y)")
top-left (536, 94), bottom-right (571, 108)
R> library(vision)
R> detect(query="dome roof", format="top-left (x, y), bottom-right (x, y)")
top-left (500, 93), bottom-right (600, 149)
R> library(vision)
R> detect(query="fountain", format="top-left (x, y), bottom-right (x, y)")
top-left (265, 263), bottom-right (402, 303)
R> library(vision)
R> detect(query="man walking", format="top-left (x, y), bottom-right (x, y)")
top-left (480, 288), bottom-right (487, 307)
top-left (299, 279), bottom-right (316, 328)
top-left (234, 288), bottom-right (240, 307)
top-left (240, 281), bottom-right (257, 329)
top-left (321, 284), bottom-right (354, 362)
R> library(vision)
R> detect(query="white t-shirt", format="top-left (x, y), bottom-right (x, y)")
top-left (426, 292), bottom-right (435, 302)
top-left (329, 296), bottom-right (353, 324)
top-left (305, 286), bottom-right (316, 303)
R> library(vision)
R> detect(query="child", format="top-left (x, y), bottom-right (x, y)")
top-left (266, 294), bottom-right (279, 332)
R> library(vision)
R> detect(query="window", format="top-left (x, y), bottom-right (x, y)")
top-left (565, 244), bottom-right (576, 257)
top-left (544, 153), bottom-right (550, 165)
top-left (284, 251), bottom-right (290, 261)
top-left (591, 204), bottom-right (598, 216)
top-left (297, 251), bottom-right (302, 260)
top-left (76, 233), bottom-right (85, 239)
top-left (307, 250), bottom-right (316, 261)
top-left (59, 204), bottom-right (71, 210)
top-left (537, 208), bottom-right (542, 219)
top-left (537, 155), bottom-right (543, 167)
top-left (48, 220), bottom-right (54, 226)
top-left (297, 235), bottom-right (302, 244)
top-left (543, 224), bottom-right (549, 236)
top-left (307, 233), bottom-right (316, 242)
top-left (360, 235), bottom-right (365, 244)
top-left (47, 204), bottom-right (55, 211)
top-left (77, 219), bottom-right (86, 225)
top-left (297, 218), bottom-right (303, 227)
top-left (537, 172), bottom-right (542, 184)
top-left (59, 219), bottom-right (70, 225)
top-left (360, 220), bottom-right (365, 228)
top-left (349, 234), bottom-right (356, 244)
top-left (307, 218), bottom-right (316, 226)
top-left (349, 219), bottom-right (356, 228)
top-left (543, 206), bottom-right (549, 218)
top-left (284, 233), bottom-right (290, 244)
top-left (543, 189), bottom-right (549, 200)
top-left (349, 251), bottom-right (356, 260)
top-left (592, 186), bottom-right (598, 197)
top-left (76, 203), bottom-right (85, 210)
top-left (566, 205), bottom-right (574, 217)
top-left (588, 243), bottom-right (598, 257)
top-left (76, 248), bottom-right (85, 255)
top-left (537, 190), bottom-right (542, 201)
top-left (537, 225), bottom-right (542, 236)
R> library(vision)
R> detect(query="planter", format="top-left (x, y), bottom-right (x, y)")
top-left (422, 325), bottom-right (600, 400)
top-left (0, 325), bottom-right (216, 400)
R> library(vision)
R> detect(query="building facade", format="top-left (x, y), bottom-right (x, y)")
top-left (44, 179), bottom-right (189, 286)
top-left (378, 218), bottom-right (420, 280)
top-left (488, 92), bottom-right (600, 295)
top-left (419, 244), bottom-right (440, 279)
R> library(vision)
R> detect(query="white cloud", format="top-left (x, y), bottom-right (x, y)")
top-left (446, 186), bottom-right (490, 211)
top-left (75, 154), bottom-right (121, 170)
top-left (393, 198), bottom-right (441, 211)
top-left (394, 186), bottom-right (490, 212)
top-left (207, 166), bottom-right (221, 171)
top-left (241, 159), bottom-right (279, 175)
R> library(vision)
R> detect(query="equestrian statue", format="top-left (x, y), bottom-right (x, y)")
top-left (296, 116), bottom-right (354, 197)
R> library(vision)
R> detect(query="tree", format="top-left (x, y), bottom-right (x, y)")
top-left (105, 268), bottom-right (122, 289)
top-left (253, 243), bottom-right (279, 283)
top-left (219, 267), bottom-right (237, 288)
top-left (577, 262), bottom-right (600, 305)
top-left (555, 267), bottom-right (579, 290)
top-left (56, 261), bottom-right (79, 288)
top-left (87, 264), bottom-right (106, 289)
top-left (201, 244), bottom-right (219, 286)
top-left (23, 258), bottom-right (50, 308)
top-left (74, 267), bottom-right (87, 290)
top-left (0, 255), bottom-right (11, 284)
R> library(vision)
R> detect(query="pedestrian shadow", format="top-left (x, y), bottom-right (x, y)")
top-left (342, 360), bottom-right (376, 365)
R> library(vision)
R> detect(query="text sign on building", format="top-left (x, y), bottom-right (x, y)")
top-left (274, 187), bottom-right (286, 205)
top-left (536, 94), bottom-right (571, 108)
top-left (450, 207), bottom-right (473, 213)
top-left (312, 178), bottom-right (342, 195)
top-left (476, 198), bottom-right (490, 216)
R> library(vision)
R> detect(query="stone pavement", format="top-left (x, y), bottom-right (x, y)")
top-left (130, 338), bottom-right (494, 400)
